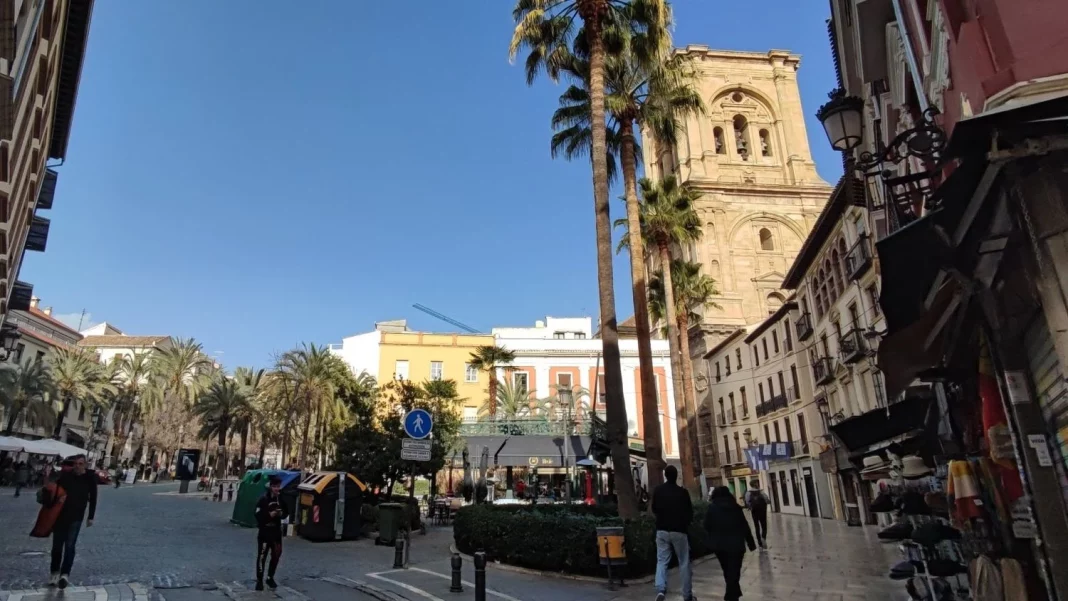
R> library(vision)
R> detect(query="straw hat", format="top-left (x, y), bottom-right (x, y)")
top-left (900, 455), bottom-right (932, 478)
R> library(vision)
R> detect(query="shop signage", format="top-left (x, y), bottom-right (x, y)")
top-left (527, 456), bottom-right (558, 467)
top-left (1027, 434), bottom-right (1054, 467)
top-left (401, 438), bottom-right (432, 462)
top-left (1005, 371), bottom-right (1031, 405)
top-left (729, 466), bottom-right (753, 478)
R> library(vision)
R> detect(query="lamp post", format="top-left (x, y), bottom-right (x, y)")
top-left (816, 90), bottom-right (865, 152)
top-left (0, 323), bottom-right (21, 361)
top-left (557, 388), bottom-right (574, 504)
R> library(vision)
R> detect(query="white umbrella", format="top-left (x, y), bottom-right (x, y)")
top-left (22, 438), bottom-right (87, 458)
top-left (0, 435), bottom-right (26, 452)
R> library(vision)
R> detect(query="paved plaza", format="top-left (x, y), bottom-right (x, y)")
top-left (0, 483), bottom-right (904, 600)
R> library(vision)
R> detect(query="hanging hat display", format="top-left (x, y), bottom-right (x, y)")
top-left (900, 455), bottom-right (933, 479)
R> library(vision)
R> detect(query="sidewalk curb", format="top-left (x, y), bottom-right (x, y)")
top-left (447, 544), bottom-right (714, 585)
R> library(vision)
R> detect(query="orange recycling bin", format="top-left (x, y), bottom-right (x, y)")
top-left (596, 526), bottom-right (626, 565)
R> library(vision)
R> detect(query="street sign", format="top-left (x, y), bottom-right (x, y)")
top-left (403, 409), bottom-right (433, 439)
top-left (401, 438), bottom-right (432, 462)
top-left (402, 439), bottom-right (432, 451)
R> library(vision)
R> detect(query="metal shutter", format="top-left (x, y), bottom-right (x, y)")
top-left (1024, 318), bottom-right (1068, 509)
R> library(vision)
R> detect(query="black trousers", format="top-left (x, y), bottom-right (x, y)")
top-left (256, 538), bottom-right (282, 581)
top-left (716, 551), bottom-right (745, 601)
top-left (751, 511), bottom-right (768, 544)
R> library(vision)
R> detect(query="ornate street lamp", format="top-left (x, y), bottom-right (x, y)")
top-left (816, 90), bottom-right (865, 152)
top-left (0, 323), bottom-right (21, 361)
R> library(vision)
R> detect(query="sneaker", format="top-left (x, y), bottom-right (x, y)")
top-left (266, 577), bottom-right (277, 589)
top-left (58, 575), bottom-right (69, 589)
top-left (655, 593), bottom-right (666, 601)
top-left (255, 580), bottom-right (264, 591)
top-left (48, 573), bottom-right (59, 586)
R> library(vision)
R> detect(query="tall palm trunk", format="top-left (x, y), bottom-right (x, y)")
top-left (52, 396), bottom-right (71, 440)
top-left (582, 13), bottom-right (638, 520)
top-left (216, 424), bottom-right (227, 478)
top-left (5, 408), bottom-right (20, 435)
top-left (620, 118), bottom-right (666, 492)
top-left (487, 373), bottom-right (498, 419)
top-left (656, 242), bottom-right (698, 495)
top-left (675, 308), bottom-right (703, 484)
top-left (239, 423), bottom-right (249, 474)
top-left (299, 394), bottom-right (313, 469)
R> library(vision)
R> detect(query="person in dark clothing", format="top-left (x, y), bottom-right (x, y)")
top-left (704, 486), bottom-right (756, 601)
top-left (743, 483), bottom-right (770, 549)
top-left (651, 465), bottom-right (695, 601)
top-left (254, 476), bottom-right (289, 591)
top-left (14, 461), bottom-right (30, 497)
top-left (51, 455), bottom-right (97, 589)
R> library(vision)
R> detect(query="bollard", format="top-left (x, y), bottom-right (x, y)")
top-left (449, 553), bottom-right (464, 593)
top-left (393, 537), bottom-right (405, 569)
top-left (474, 551), bottom-right (486, 601)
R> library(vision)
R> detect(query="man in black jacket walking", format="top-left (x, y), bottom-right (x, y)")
top-left (651, 465), bottom-right (694, 601)
top-left (254, 476), bottom-right (289, 591)
top-left (51, 455), bottom-right (97, 589)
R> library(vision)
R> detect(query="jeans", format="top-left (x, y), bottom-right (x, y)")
top-left (50, 520), bottom-right (83, 576)
top-left (752, 511), bottom-right (768, 546)
top-left (654, 530), bottom-right (692, 600)
top-left (256, 539), bottom-right (283, 581)
top-left (716, 551), bottom-right (745, 601)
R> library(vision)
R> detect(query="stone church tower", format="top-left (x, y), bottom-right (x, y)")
top-left (642, 47), bottom-right (833, 358)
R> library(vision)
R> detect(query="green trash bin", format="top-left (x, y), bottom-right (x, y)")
top-left (377, 503), bottom-right (404, 545)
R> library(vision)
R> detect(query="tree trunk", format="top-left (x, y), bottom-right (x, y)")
top-left (676, 309), bottom-right (704, 485)
top-left (298, 398), bottom-right (312, 469)
top-left (620, 118), bottom-right (666, 492)
top-left (487, 373), bottom-right (498, 419)
top-left (657, 243), bottom-right (699, 496)
top-left (584, 18), bottom-right (638, 520)
top-left (216, 424), bottom-right (227, 478)
top-left (52, 396), bottom-right (71, 440)
top-left (239, 424), bottom-right (249, 474)
top-left (257, 431), bottom-right (267, 469)
top-left (5, 408), bottom-right (20, 435)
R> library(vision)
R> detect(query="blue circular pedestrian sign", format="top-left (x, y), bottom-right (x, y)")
top-left (404, 409), bottom-right (433, 439)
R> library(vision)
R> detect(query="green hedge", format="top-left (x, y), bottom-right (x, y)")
top-left (453, 502), bottom-right (709, 578)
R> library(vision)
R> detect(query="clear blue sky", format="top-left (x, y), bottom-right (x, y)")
top-left (28, 1), bottom-right (841, 370)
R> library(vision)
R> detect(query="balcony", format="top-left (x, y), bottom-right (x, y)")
top-left (796, 312), bottom-right (814, 341)
top-left (25, 216), bottom-right (49, 252)
top-left (755, 394), bottom-right (788, 418)
top-left (35, 169), bottom-right (57, 210)
top-left (788, 386), bottom-right (799, 402)
top-left (838, 328), bottom-right (868, 364)
top-left (10, 281), bottom-right (32, 311)
top-left (844, 234), bottom-right (873, 280)
top-left (813, 356), bottom-right (835, 386)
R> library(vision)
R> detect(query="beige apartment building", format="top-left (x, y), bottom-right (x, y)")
top-left (0, 0), bottom-right (93, 326)
top-left (701, 300), bottom-right (834, 518)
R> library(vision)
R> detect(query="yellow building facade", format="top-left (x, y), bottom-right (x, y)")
top-left (331, 321), bottom-right (494, 414)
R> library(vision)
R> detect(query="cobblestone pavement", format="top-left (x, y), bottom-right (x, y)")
top-left (0, 482), bottom-right (442, 597)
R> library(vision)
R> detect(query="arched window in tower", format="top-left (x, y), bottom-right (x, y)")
top-left (759, 129), bottom-right (772, 157)
top-left (759, 227), bottom-right (774, 251)
top-left (713, 127), bottom-right (726, 154)
top-left (733, 115), bottom-right (749, 160)
top-left (766, 292), bottom-right (785, 315)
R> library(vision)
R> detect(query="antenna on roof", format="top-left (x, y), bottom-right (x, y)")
top-left (411, 304), bottom-right (481, 334)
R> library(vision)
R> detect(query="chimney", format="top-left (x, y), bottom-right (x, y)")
top-left (30, 296), bottom-right (39, 309)
top-left (43, 307), bottom-right (52, 316)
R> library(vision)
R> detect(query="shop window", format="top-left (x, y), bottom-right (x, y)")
top-left (713, 127), bottom-right (726, 154)
top-left (759, 129), bottom-right (772, 156)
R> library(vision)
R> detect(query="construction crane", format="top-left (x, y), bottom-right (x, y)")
top-left (412, 303), bottom-right (481, 334)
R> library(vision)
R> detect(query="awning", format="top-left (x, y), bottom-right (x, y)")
top-left (829, 392), bottom-right (934, 453)
top-left (877, 282), bottom-right (961, 401)
top-left (0, 435), bottom-right (28, 452)
top-left (944, 92), bottom-right (1068, 159)
top-left (456, 435), bottom-right (592, 468)
top-left (875, 210), bottom-right (953, 334)
top-left (22, 438), bottom-right (88, 458)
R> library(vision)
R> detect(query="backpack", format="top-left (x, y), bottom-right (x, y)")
top-left (749, 491), bottom-right (769, 512)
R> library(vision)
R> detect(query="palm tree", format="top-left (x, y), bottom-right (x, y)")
top-left (538, 384), bottom-right (592, 423)
top-left (621, 175), bottom-right (703, 492)
top-left (650, 259), bottom-right (720, 481)
top-left (0, 357), bottom-right (55, 435)
top-left (478, 379), bottom-right (537, 420)
top-left (193, 376), bottom-right (252, 478)
top-left (108, 350), bottom-right (159, 462)
top-left (512, 1), bottom-right (669, 519)
top-left (555, 28), bottom-right (702, 492)
top-left (467, 345), bottom-right (516, 419)
top-left (48, 347), bottom-right (118, 441)
top-left (232, 366), bottom-right (265, 472)
top-left (151, 338), bottom-right (213, 407)
top-left (277, 344), bottom-right (350, 469)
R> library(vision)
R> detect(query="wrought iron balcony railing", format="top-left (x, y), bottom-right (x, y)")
top-left (813, 356), bottom-right (835, 386)
top-left (838, 328), bottom-right (868, 364)
top-left (796, 312), bottom-right (814, 341)
top-left (844, 234), bottom-right (873, 280)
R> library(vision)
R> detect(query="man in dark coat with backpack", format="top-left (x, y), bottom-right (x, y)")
top-left (744, 481), bottom-right (771, 550)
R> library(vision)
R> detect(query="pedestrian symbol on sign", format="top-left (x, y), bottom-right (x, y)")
top-left (403, 409), bottom-right (433, 440)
